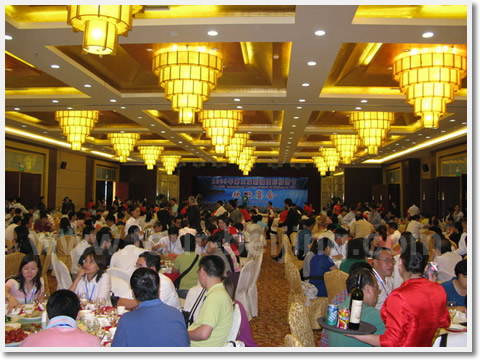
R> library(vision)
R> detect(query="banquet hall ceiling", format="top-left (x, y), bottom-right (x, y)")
top-left (4, 4), bottom-right (469, 168)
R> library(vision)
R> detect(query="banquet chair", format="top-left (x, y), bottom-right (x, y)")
top-left (284, 261), bottom-right (327, 330)
top-left (226, 303), bottom-right (242, 342)
top-left (290, 232), bottom-right (298, 248)
top-left (56, 235), bottom-right (78, 273)
top-left (234, 260), bottom-right (255, 320)
top-left (283, 235), bottom-right (303, 271)
top-left (51, 253), bottom-right (73, 290)
top-left (5, 252), bottom-right (24, 278)
top-left (247, 253), bottom-right (263, 318)
top-left (106, 267), bottom-right (131, 284)
top-left (284, 333), bottom-right (304, 347)
top-left (288, 301), bottom-right (315, 347)
top-left (324, 269), bottom-right (349, 304)
top-left (40, 242), bottom-right (55, 296)
top-left (117, 225), bottom-right (126, 240)
top-left (110, 275), bottom-right (132, 299)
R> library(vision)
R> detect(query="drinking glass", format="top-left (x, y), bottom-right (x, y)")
top-left (95, 298), bottom-right (107, 312)
top-left (35, 293), bottom-right (49, 311)
top-left (79, 292), bottom-right (89, 308)
top-left (447, 301), bottom-right (457, 323)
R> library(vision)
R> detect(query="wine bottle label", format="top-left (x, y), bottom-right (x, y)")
top-left (350, 300), bottom-right (363, 324)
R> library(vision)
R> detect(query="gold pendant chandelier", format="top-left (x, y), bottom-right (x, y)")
top-left (312, 156), bottom-right (328, 176)
top-left (55, 110), bottom-right (99, 150)
top-left (350, 112), bottom-right (394, 155)
top-left (153, 46), bottom-right (223, 124)
top-left (239, 156), bottom-right (257, 176)
top-left (161, 155), bottom-right (181, 175)
top-left (226, 133), bottom-right (250, 164)
top-left (331, 134), bottom-right (360, 165)
top-left (67, 5), bottom-right (143, 55)
top-left (138, 146), bottom-right (164, 170)
top-left (236, 146), bottom-right (255, 167)
top-left (199, 110), bottom-right (242, 154)
top-left (393, 46), bottom-right (467, 129)
top-left (319, 148), bottom-right (340, 172)
top-left (107, 133), bottom-right (140, 162)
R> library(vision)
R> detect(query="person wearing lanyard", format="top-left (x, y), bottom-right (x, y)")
top-left (20, 289), bottom-right (101, 347)
top-left (70, 247), bottom-right (112, 305)
top-left (372, 247), bottom-right (394, 310)
top-left (5, 253), bottom-right (45, 311)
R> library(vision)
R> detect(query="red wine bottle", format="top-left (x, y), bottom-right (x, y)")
top-left (349, 273), bottom-right (363, 330)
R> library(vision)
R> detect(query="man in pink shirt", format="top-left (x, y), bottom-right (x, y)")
top-left (20, 289), bottom-right (101, 347)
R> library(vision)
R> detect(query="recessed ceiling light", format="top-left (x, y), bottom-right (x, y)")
top-left (355, 107), bottom-right (362, 110)
top-left (418, 133), bottom-right (423, 136)
top-left (292, 125), bottom-right (297, 128)
top-left (21, 125), bottom-right (27, 128)
top-left (395, 143), bottom-right (400, 145)
top-left (110, 99), bottom-right (117, 103)
top-left (273, 55), bottom-right (280, 60)
top-left (67, 107), bottom-right (73, 110)
top-left (290, 131), bottom-right (294, 134)
top-left (297, 106), bottom-right (302, 109)
top-left (52, 100), bottom-right (59, 103)
top-left (403, 49), bottom-right (411, 52)
top-left (393, 150), bottom-right (397, 152)
top-left (178, 141), bottom-right (183, 144)
top-left (405, 139), bottom-right (410, 141)
top-left (247, 131), bottom-right (252, 134)
top-left (441, 130), bottom-right (446, 133)
top-left (388, 66), bottom-right (393, 70)
top-left (314, 30), bottom-right (326, 36)
top-left (333, 132), bottom-right (337, 135)
top-left (302, 83), bottom-right (310, 87)
top-left (307, 61), bottom-right (317, 66)
top-left (146, 48), bottom-right (153, 52)
top-left (298, 99), bottom-right (306, 103)
top-left (50, 64), bottom-right (60, 69)
top-left (14, 107), bottom-right (20, 111)
top-left (233, 98), bottom-right (241, 102)
top-left (137, 116), bottom-right (143, 119)
top-left (449, 119), bottom-right (456, 122)
top-left (170, 136), bottom-right (174, 139)
top-left (294, 116), bottom-right (299, 119)
top-left (236, 106), bottom-right (243, 109)
top-left (120, 131), bottom-right (125, 133)
top-left (360, 99), bottom-right (368, 103)
top-left (422, 32), bottom-right (434, 38)
top-left (425, 136), bottom-right (431, 139)
top-left (412, 142), bottom-right (417, 144)
top-left (120, 106), bottom-right (126, 109)
top-left (207, 30), bottom-right (218, 36)
top-left (5, 34), bottom-right (13, 40)
top-left (84, 84), bottom-right (92, 88)
top-left (43, 131), bottom-right (48, 134)
top-left (150, 124), bottom-right (155, 127)
top-left (161, 131), bottom-right (166, 133)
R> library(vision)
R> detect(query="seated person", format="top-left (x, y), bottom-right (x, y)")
top-left (112, 268), bottom-right (189, 347)
top-left (20, 289), bottom-right (101, 347)
top-left (326, 267), bottom-right (386, 347)
top-left (441, 259), bottom-right (467, 307)
top-left (188, 255), bottom-right (233, 347)
top-left (173, 234), bottom-right (200, 299)
top-left (69, 247), bottom-right (112, 305)
top-left (302, 239), bottom-right (319, 281)
top-left (309, 237), bottom-right (337, 297)
top-left (6, 253), bottom-right (44, 311)
top-left (339, 238), bottom-right (368, 274)
top-left (115, 252), bottom-right (181, 311)
top-left (156, 226), bottom-right (183, 255)
top-left (295, 218), bottom-right (315, 260)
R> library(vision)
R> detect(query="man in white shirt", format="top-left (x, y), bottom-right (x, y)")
top-left (372, 247), bottom-right (394, 310)
top-left (110, 233), bottom-right (146, 277)
top-left (147, 222), bottom-right (167, 247)
top-left (329, 227), bottom-right (348, 262)
top-left (105, 215), bottom-right (120, 239)
top-left (407, 203), bottom-right (420, 217)
top-left (434, 235), bottom-right (462, 282)
top-left (452, 205), bottom-right (464, 223)
top-left (341, 207), bottom-right (357, 228)
top-left (157, 226), bottom-right (183, 255)
top-left (5, 208), bottom-right (16, 227)
top-left (11, 197), bottom-right (28, 215)
top-left (125, 206), bottom-right (142, 235)
top-left (179, 219), bottom-right (197, 238)
top-left (70, 226), bottom-right (96, 275)
top-left (455, 222), bottom-right (467, 257)
top-left (5, 216), bottom-right (22, 244)
top-left (169, 198), bottom-right (179, 218)
top-left (405, 215), bottom-right (427, 240)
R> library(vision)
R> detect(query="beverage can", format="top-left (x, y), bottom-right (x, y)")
top-left (337, 308), bottom-right (350, 330)
top-left (326, 304), bottom-right (339, 326)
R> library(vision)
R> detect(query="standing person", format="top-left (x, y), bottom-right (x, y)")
top-left (295, 218), bottom-right (315, 260)
top-left (187, 196), bottom-right (202, 233)
top-left (20, 290), bottom-right (101, 347)
top-left (112, 268), bottom-right (189, 347)
top-left (349, 241), bottom-right (450, 347)
top-left (188, 255), bottom-right (233, 347)
top-left (266, 202), bottom-right (275, 240)
top-left (170, 198), bottom-right (179, 218)
top-left (279, 198), bottom-right (299, 238)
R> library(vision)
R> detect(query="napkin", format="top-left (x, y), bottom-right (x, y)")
top-left (453, 311), bottom-right (467, 324)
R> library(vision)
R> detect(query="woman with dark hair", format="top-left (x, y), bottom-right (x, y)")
top-left (309, 237), bottom-right (337, 297)
top-left (58, 217), bottom-right (75, 236)
top-left (5, 253), bottom-right (44, 311)
top-left (339, 237), bottom-right (367, 274)
top-left (14, 225), bottom-right (36, 255)
top-left (69, 247), bottom-right (112, 305)
top-left (350, 241), bottom-right (450, 347)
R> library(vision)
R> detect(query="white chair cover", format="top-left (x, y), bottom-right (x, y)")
top-left (227, 303), bottom-right (242, 342)
top-left (110, 275), bottom-right (132, 299)
top-left (234, 260), bottom-right (255, 320)
top-left (106, 267), bottom-right (131, 284)
top-left (247, 253), bottom-right (263, 317)
top-left (183, 285), bottom-right (206, 324)
top-left (51, 253), bottom-right (73, 290)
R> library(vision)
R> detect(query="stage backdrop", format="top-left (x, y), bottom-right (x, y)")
top-left (194, 176), bottom-right (308, 210)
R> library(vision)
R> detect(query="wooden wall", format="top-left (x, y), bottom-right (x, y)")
top-left (119, 166), bottom-right (157, 204)
top-left (344, 167), bottom-right (383, 207)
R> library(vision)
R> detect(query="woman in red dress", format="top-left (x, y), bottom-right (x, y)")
top-left (349, 241), bottom-right (450, 347)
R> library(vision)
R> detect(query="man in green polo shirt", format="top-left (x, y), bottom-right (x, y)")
top-left (188, 255), bottom-right (233, 347)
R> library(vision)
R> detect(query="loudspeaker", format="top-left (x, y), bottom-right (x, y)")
top-left (422, 163), bottom-right (429, 172)
top-left (60, 161), bottom-right (67, 169)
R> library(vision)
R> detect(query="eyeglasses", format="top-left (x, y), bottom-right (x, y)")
top-left (378, 258), bottom-right (396, 264)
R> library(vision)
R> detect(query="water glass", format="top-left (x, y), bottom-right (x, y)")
top-left (79, 292), bottom-right (89, 308)
top-left (447, 301), bottom-right (457, 322)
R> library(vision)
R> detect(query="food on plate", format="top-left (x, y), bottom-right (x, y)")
top-left (5, 328), bottom-right (28, 344)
